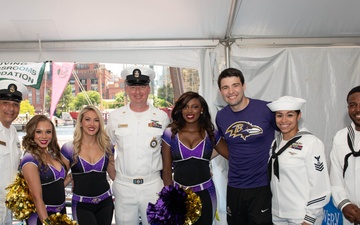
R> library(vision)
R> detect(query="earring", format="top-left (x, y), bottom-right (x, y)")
top-left (201, 111), bottom-right (203, 114)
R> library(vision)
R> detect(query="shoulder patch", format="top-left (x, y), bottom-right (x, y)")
top-left (314, 155), bottom-right (324, 172)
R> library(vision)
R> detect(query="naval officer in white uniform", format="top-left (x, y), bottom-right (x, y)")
top-left (106, 67), bottom-right (170, 225)
top-left (0, 79), bottom-right (27, 225)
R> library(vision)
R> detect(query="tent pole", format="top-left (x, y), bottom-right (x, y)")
top-left (221, 39), bottom-right (233, 68)
top-left (225, 42), bottom-right (230, 68)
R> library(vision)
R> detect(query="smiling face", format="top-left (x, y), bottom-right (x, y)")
top-left (126, 85), bottom-right (150, 106)
top-left (181, 98), bottom-right (203, 124)
top-left (275, 110), bottom-right (301, 140)
top-left (81, 109), bottom-right (100, 136)
top-left (0, 100), bottom-right (20, 128)
top-left (34, 120), bottom-right (53, 150)
top-left (348, 92), bottom-right (360, 131)
top-left (219, 76), bottom-right (247, 112)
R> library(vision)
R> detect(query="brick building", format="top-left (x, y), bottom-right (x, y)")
top-left (28, 63), bottom-right (125, 113)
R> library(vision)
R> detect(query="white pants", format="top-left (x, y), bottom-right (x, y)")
top-left (0, 206), bottom-right (12, 225)
top-left (273, 213), bottom-right (324, 225)
top-left (113, 176), bottom-right (163, 225)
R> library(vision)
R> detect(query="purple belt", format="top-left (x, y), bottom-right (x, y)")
top-left (174, 179), bottom-right (214, 192)
top-left (28, 203), bottom-right (65, 224)
top-left (46, 202), bottom-right (66, 212)
top-left (72, 190), bottom-right (112, 204)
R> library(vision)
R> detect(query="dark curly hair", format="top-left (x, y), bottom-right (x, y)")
top-left (22, 115), bottom-right (66, 171)
top-left (170, 91), bottom-right (215, 144)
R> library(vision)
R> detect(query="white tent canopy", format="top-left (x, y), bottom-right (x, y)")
top-left (1, 0), bottom-right (360, 62)
top-left (1, 1), bottom-right (360, 223)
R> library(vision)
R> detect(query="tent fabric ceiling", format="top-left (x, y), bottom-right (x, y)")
top-left (233, 1), bottom-right (360, 39)
top-left (1, 0), bottom-right (232, 42)
top-left (1, 0), bottom-right (360, 56)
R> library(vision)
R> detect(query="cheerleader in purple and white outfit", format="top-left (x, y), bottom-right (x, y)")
top-left (21, 115), bottom-right (67, 225)
top-left (162, 91), bottom-right (228, 225)
top-left (61, 106), bottom-right (115, 225)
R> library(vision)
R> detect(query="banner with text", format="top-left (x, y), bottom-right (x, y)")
top-left (50, 62), bottom-right (74, 119)
top-left (0, 62), bottom-right (46, 89)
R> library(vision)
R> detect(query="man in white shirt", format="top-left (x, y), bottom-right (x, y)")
top-left (330, 85), bottom-right (360, 225)
top-left (0, 79), bottom-right (27, 225)
top-left (106, 67), bottom-right (170, 225)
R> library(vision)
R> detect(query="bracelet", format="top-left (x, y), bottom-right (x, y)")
top-left (42, 218), bottom-right (51, 225)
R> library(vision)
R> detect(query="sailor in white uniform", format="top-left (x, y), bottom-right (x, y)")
top-left (267, 96), bottom-right (331, 225)
top-left (106, 67), bottom-right (170, 225)
top-left (0, 79), bottom-right (27, 225)
top-left (330, 85), bottom-right (360, 225)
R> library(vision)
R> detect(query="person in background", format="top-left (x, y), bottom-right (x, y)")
top-left (162, 91), bottom-right (228, 224)
top-left (106, 66), bottom-right (170, 225)
top-left (21, 115), bottom-right (67, 225)
top-left (0, 80), bottom-right (27, 225)
top-left (330, 85), bottom-right (360, 225)
top-left (215, 68), bottom-right (276, 225)
top-left (61, 105), bottom-right (115, 225)
top-left (267, 96), bottom-right (331, 225)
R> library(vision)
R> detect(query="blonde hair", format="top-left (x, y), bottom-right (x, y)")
top-left (72, 106), bottom-right (113, 165)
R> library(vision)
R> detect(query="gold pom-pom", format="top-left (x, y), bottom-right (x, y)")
top-left (184, 188), bottom-right (202, 225)
top-left (49, 212), bottom-right (78, 224)
top-left (5, 172), bottom-right (36, 220)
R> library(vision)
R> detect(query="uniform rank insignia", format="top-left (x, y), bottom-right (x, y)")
top-left (148, 120), bottom-right (162, 129)
top-left (0, 140), bottom-right (6, 146)
top-left (150, 137), bottom-right (158, 148)
top-left (118, 124), bottom-right (128, 128)
top-left (290, 142), bottom-right (303, 150)
top-left (314, 155), bottom-right (324, 172)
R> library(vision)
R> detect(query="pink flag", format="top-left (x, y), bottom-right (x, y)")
top-left (50, 62), bottom-right (74, 119)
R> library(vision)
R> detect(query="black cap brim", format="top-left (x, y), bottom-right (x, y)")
top-left (0, 93), bottom-right (22, 102)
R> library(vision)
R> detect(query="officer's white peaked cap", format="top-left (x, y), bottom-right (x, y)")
top-left (121, 66), bottom-right (155, 86)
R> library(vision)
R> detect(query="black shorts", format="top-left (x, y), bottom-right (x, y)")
top-left (226, 185), bottom-right (272, 225)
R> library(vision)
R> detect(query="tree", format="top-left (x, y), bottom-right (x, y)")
top-left (157, 84), bottom-right (174, 105)
top-left (111, 92), bottom-right (125, 108)
top-left (73, 91), bottom-right (101, 110)
top-left (54, 85), bottom-right (74, 117)
top-left (151, 95), bottom-right (172, 108)
top-left (46, 84), bottom-right (75, 117)
top-left (20, 100), bottom-right (35, 115)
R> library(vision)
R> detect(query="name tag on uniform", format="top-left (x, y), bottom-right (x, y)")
top-left (118, 124), bottom-right (128, 128)
top-left (0, 140), bottom-right (6, 146)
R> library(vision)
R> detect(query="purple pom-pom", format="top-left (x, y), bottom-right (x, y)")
top-left (147, 185), bottom-right (187, 225)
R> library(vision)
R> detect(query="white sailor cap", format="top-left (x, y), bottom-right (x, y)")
top-left (121, 66), bottom-right (155, 86)
top-left (0, 79), bottom-right (28, 103)
top-left (267, 96), bottom-right (306, 112)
